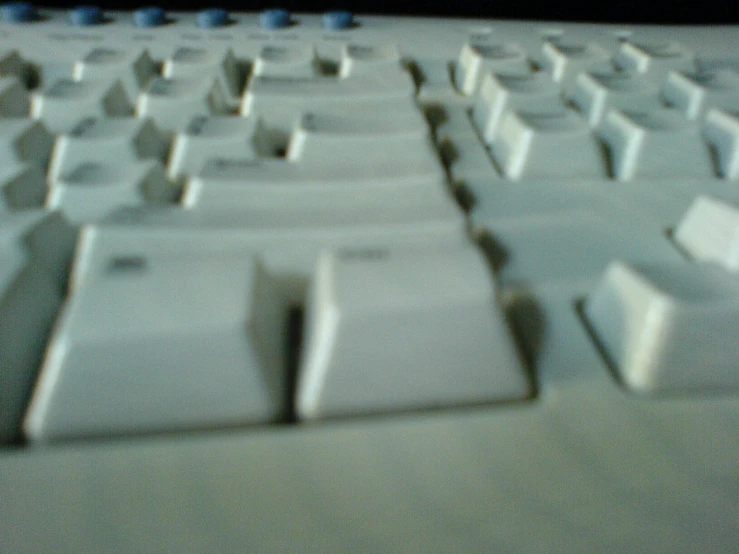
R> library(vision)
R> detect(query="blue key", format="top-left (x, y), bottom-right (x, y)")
top-left (0, 2), bottom-right (37, 23)
top-left (133, 6), bottom-right (165, 28)
top-left (259, 8), bottom-right (291, 30)
top-left (70, 6), bottom-right (103, 26)
top-left (196, 8), bottom-right (229, 28)
top-left (323, 10), bottom-right (354, 31)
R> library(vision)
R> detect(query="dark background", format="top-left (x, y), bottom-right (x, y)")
top-left (39, 1), bottom-right (739, 25)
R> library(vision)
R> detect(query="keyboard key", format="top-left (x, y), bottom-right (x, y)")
top-left (663, 70), bottom-right (739, 119)
top-left (491, 110), bottom-right (606, 180)
top-left (252, 44), bottom-right (320, 79)
top-left (47, 160), bottom-right (179, 221)
top-left (674, 195), bottom-right (739, 273)
top-left (338, 43), bottom-right (404, 78)
top-left (570, 71), bottom-right (661, 126)
top-left (0, 119), bottom-right (54, 169)
top-left (137, 77), bottom-right (230, 132)
top-left (31, 78), bottom-right (133, 133)
top-left (24, 254), bottom-right (288, 441)
top-left (454, 41), bottom-right (530, 96)
top-left (705, 108), bottom-right (739, 179)
top-left (584, 261), bottom-right (739, 393)
top-left (162, 47), bottom-right (243, 104)
top-left (539, 41), bottom-right (613, 93)
top-left (183, 153), bottom-right (451, 213)
top-left (285, 109), bottom-right (431, 165)
top-left (296, 248), bottom-right (530, 419)
top-left (0, 163), bottom-right (46, 210)
top-left (0, 76), bottom-right (29, 116)
top-left (614, 41), bottom-right (696, 81)
top-left (241, 72), bottom-right (416, 127)
top-left (168, 115), bottom-right (267, 178)
top-left (471, 72), bottom-right (564, 143)
top-left (599, 108), bottom-right (714, 180)
top-left (0, 210), bottom-right (76, 443)
top-left (48, 117), bottom-right (170, 183)
top-left (73, 47), bottom-right (158, 103)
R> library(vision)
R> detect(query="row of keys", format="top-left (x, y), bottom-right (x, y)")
top-left (3, 216), bottom-right (524, 441)
top-left (475, 106), bottom-right (739, 180)
top-left (5, 190), bottom-right (739, 441)
top-left (455, 38), bottom-right (697, 96)
top-left (0, 4), bottom-right (356, 30)
top-left (470, 68), bottom-right (739, 140)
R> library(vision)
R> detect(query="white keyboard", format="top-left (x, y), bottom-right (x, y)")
top-left (1, 6), bottom-right (738, 552)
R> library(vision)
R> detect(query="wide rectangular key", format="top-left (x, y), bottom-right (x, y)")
top-left (285, 109), bottom-right (432, 165)
top-left (182, 154), bottom-right (451, 213)
top-left (69, 203), bottom-right (470, 295)
top-left (241, 72), bottom-right (416, 127)
top-left (24, 254), bottom-right (288, 442)
top-left (296, 247), bottom-right (530, 419)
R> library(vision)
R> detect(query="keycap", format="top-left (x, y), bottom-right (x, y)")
top-left (24, 254), bottom-right (288, 442)
top-left (73, 48), bottom-right (158, 104)
top-left (137, 77), bottom-right (230, 132)
top-left (584, 261), bottom-right (739, 393)
top-left (599, 108), bottom-right (714, 180)
top-left (705, 108), bottom-right (739, 179)
top-left (0, 163), bottom-right (46, 210)
top-left (162, 47), bottom-right (243, 103)
top-left (133, 6), bottom-right (166, 28)
top-left (0, 2), bottom-right (37, 23)
top-left (338, 43), bottom-right (404, 78)
top-left (69, 5), bottom-right (103, 26)
top-left (663, 70), bottom-right (739, 119)
top-left (0, 119), bottom-right (54, 169)
top-left (296, 248), bottom-right (530, 419)
top-left (471, 72), bottom-right (564, 143)
top-left (196, 8), bottom-right (229, 28)
top-left (0, 210), bottom-right (76, 443)
top-left (47, 160), bottom-right (179, 221)
top-left (570, 71), bottom-right (661, 126)
top-left (674, 195), bottom-right (739, 273)
top-left (31, 78), bottom-right (133, 133)
top-left (614, 41), bottom-right (696, 81)
top-left (48, 117), bottom-right (170, 183)
top-left (0, 76), bottom-right (29, 116)
top-left (285, 109), bottom-right (432, 165)
top-left (539, 41), bottom-right (613, 92)
top-left (251, 44), bottom-right (320, 78)
top-left (167, 115), bottom-right (267, 178)
top-left (241, 72), bottom-right (416, 127)
top-left (454, 41), bottom-right (530, 96)
top-left (259, 8), bottom-right (291, 30)
top-left (323, 10), bottom-right (354, 31)
top-left (491, 110), bottom-right (607, 180)
top-left (182, 153), bottom-right (451, 213)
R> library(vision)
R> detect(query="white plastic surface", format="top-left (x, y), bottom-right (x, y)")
top-left (0, 11), bottom-right (738, 554)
